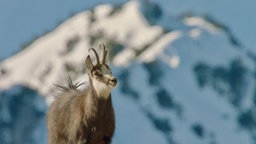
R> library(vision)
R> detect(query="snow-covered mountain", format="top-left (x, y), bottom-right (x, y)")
top-left (1, 1), bottom-right (256, 144)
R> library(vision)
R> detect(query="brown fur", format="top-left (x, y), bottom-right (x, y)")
top-left (47, 45), bottom-right (116, 144)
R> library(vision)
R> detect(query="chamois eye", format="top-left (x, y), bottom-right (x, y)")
top-left (93, 71), bottom-right (102, 77)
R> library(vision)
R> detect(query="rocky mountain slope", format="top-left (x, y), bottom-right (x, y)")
top-left (0, 1), bottom-right (256, 144)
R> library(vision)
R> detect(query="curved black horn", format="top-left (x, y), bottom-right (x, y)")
top-left (100, 43), bottom-right (107, 64)
top-left (89, 48), bottom-right (100, 64)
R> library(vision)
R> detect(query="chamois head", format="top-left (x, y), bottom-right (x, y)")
top-left (86, 44), bottom-right (117, 98)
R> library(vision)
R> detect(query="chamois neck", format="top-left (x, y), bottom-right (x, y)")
top-left (83, 84), bottom-right (111, 120)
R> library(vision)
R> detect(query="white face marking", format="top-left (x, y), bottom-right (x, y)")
top-left (92, 78), bottom-right (111, 99)
top-left (92, 65), bottom-right (116, 99)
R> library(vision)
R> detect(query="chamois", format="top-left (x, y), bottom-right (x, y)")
top-left (47, 44), bottom-right (118, 144)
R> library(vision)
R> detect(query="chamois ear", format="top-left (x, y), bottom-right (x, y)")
top-left (85, 56), bottom-right (93, 74)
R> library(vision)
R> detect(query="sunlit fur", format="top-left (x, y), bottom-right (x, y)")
top-left (47, 45), bottom-right (117, 144)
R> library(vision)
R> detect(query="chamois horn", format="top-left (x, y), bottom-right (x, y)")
top-left (89, 48), bottom-right (100, 65)
top-left (100, 43), bottom-right (108, 64)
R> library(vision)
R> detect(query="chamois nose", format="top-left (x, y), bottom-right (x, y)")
top-left (109, 77), bottom-right (117, 86)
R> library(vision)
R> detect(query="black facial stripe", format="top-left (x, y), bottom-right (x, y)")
top-left (103, 64), bottom-right (110, 69)
top-left (90, 64), bottom-right (112, 77)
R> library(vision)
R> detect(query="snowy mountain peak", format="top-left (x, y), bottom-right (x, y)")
top-left (1, 1), bottom-right (256, 144)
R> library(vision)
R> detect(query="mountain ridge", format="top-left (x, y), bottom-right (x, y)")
top-left (0, 1), bottom-right (256, 144)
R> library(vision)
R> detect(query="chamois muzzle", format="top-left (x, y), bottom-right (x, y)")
top-left (109, 77), bottom-right (118, 87)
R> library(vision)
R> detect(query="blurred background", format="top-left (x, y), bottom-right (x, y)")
top-left (0, 0), bottom-right (256, 144)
